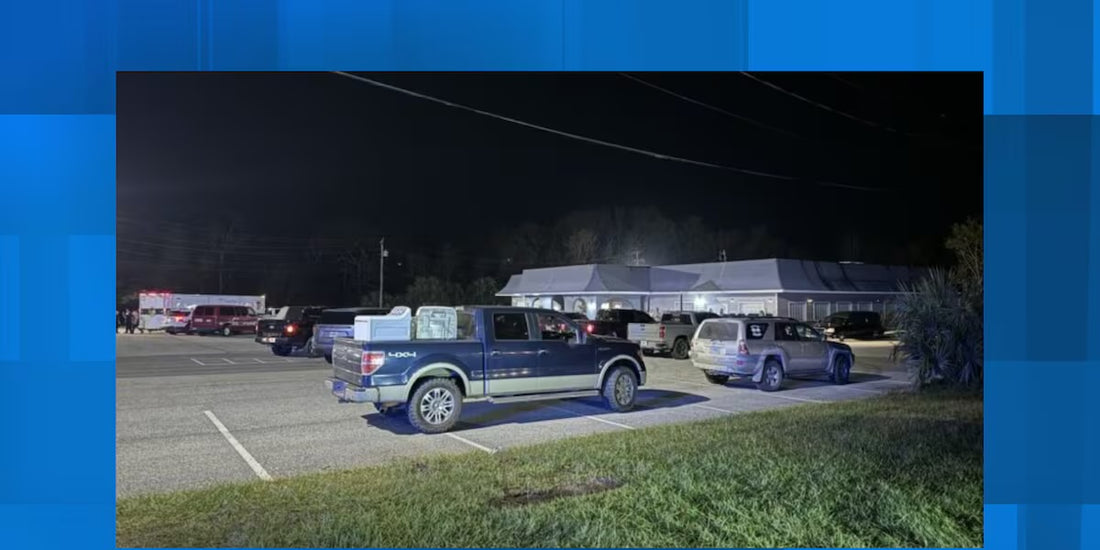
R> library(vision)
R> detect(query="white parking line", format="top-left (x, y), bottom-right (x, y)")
top-left (547, 405), bottom-right (636, 430)
top-left (203, 410), bottom-right (272, 481)
top-left (190, 358), bottom-right (206, 366)
top-left (690, 403), bottom-right (737, 414)
top-left (222, 358), bottom-right (235, 364)
top-left (761, 393), bottom-right (825, 404)
top-left (252, 358), bottom-right (265, 364)
top-left (445, 432), bottom-right (496, 454)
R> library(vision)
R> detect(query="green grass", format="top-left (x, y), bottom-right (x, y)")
top-left (117, 390), bottom-right (982, 548)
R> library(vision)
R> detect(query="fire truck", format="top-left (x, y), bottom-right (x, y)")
top-left (137, 291), bottom-right (266, 332)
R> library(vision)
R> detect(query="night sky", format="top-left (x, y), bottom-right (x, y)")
top-left (117, 71), bottom-right (981, 299)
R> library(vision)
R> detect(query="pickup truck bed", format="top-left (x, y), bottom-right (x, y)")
top-left (627, 311), bottom-right (718, 360)
top-left (325, 306), bottom-right (647, 433)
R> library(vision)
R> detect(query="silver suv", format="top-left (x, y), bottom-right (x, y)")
top-left (689, 317), bottom-right (854, 392)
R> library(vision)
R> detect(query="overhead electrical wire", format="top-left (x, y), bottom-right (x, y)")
top-left (332, 71), bottom-right (885, 193)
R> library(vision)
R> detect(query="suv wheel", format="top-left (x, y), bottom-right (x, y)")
top-left (670, 338), bottom-right (690, 360)
top-left (832, 355), bottom-right (851, 385)
top-left (407, 378), bottom-right (463, 434)
top-left (323, 353), bottom-right (332, 364)
top-left (757, 359), bottom-right (784, 392)
top-left (221, 325), bottom-right (233, 337)
top-left (271, 345), bottom-right (291, 357)
top-left (602, 366), bottom-right (638, 412)
top-left (704, 373), bottom-right (730, 385)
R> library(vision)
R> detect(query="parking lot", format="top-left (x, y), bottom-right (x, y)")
top-left (116, 333), bottom-right (910, 498)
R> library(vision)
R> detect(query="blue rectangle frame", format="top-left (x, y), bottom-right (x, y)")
top-left (1, 1), bottom-right (1096, 549)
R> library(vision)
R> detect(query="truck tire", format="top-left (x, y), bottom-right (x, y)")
top-left (831, 355), bottom-right (851, 385)
top-left (271, 345), bottom-right (291, 357)
top-left (705, 373), bottom-right (729, 385)
top-left (756, 359), bottom-right (784, 392)
top-left (671, 337), bottom-right (690, 360)
top-left (221, 325), bottom-right (233, 337)
top-left (601, 366), bottom-right (638, 412)
top-left (324, 353), bottom-right (332, 364)
top-left (407, 378), bottom-right (463, 434)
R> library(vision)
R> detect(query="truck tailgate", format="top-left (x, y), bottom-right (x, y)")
top-left (627, 323), bottom-right (661, 343)
top-left (331, 338), bottom-right (364, 385)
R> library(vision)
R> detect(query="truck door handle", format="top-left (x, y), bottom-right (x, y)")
top-left (537, 349), bottom-right (549, 356)
top-left (490, 350), bottom-right (503, 357)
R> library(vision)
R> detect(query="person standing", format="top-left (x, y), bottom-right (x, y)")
top-left (125, 309), bottom-right (136, 334)
top-left (116, 310), bottom-right (122, 333)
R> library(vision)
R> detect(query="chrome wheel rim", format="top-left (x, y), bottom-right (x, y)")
top-left (767, 366), bottom-right (781, 386)
top-left (614, 374), bottom-right (634, 404)
top-left (420, 388), bottom-right (455, 425)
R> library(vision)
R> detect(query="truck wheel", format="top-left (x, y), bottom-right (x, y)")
top-left (407, 378), bottom-right (463, 434)
top-left (756, 359), bottom-right (784, 392)
top-left (221, 325), bottom-right (233, 337)
top-left (602, 366), bottom-right (638, 412)
top-left (705, 373), bottom-right (729, 385)
top-left (671, 337), bottom-right (690, 360)
top-left (324, 353), bottom-right (332, 364)
top-left (832, 355), bottom-right (851, 385)
top-left (271, 345), bottom-right (291, 357)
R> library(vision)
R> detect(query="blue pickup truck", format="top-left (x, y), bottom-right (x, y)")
top-left (324, 306), bottom-right (647, 433)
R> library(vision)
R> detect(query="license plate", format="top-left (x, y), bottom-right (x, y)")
top-left (331, 380), bottom-right (346, 394)
top-left (642, 341), bottom-right (653, 347)
top-left (262, 337), bottom-right (275, 343)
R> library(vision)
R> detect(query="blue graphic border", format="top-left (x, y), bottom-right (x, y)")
top-left (2, 1), bottom-right (1096, 549)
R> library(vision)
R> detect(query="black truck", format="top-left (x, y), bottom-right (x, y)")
top-left (579, 308), bottom-right (655, 339)
top-left (255, 305), bottom-right (328, 356)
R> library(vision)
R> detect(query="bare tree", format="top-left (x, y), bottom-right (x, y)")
top-left (565, 228), bottom-right (600, 264)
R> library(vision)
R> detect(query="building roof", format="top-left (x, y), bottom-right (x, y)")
top-left (497, 259), bottom-right (926, 296)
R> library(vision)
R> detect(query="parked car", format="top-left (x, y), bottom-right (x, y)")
top-left (627, 311), bottom-right (719, 359)
top-left (579, 308), bottom-right (654, 339)
top-left (189, 305), bottom-right (260, 336)
top-left (313, 307), bottom-right (389, 363)
top-left (813, 311), bottom-right (885, 340)
top-left (163, 309), bottom-right (192, 335)
top-left (689, 317), bottom-right (854, 391)
top-left (255, 305), bottom-right (328, 356)
top-left (563, 312), bottom-right (589, 321)
top-left (325, 306), bottom-right (646, 433)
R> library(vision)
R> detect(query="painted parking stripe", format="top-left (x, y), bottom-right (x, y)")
top-left (445, 432), bottom-right (496, 454)
top-left (547, 405), bottom-right (636, 430)
top-left (252, 358), bottom-right (264, 363)
top-left (690, 403), bottom-right (737, 414)
top-left (222, 358), bottom-right (235, 364)
top-left (203, 410), bottom-right (272, 481)
top-left (761, 393), bottom-right (824, 404)
top-left (190, 358), bottom-right (206, 366)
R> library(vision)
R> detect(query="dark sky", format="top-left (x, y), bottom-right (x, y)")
top-left (117, 71), bottom-right (981, 293)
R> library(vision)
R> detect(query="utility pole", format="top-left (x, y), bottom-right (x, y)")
top-left (379, 238), bottom-right (388, 308)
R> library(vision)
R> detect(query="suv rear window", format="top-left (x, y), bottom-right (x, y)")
top-left (698, 321), bottom-right (739, 341)
top-left (661, 313), bottom-right (692, 324)
top-left (745, 323), bottom-right (769, 340)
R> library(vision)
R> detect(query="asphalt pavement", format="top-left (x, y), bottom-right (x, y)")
top-left (116, 332), bottom-right (910, 498)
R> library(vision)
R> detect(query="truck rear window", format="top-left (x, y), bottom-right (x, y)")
top-left (319, 309), bottom-right (387, 325)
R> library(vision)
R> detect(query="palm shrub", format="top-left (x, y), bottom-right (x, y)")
top-left (891, 268), bottom-right (983, 390)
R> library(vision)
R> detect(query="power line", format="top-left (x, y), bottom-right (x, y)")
top-left (618, 73), bottom-right (802, 139)
top-left (333, 71), bottom-right (885, 193)
top-left (738, 72), bottom-right (899, 132)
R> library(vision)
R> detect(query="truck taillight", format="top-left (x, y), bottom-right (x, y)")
top-left (586, 323), bottom-right (594, 333)
top-left (285, 323), bottom-right (297, 335)
top-left (738, 340), bottom-right (748, 355)
top-left (659, 325), bottom-right (666, 339)
top-left (361, 351), bottom-right (385, 374)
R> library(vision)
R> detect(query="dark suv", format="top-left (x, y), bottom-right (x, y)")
top-left (814, 311), bottom-right (885, 340)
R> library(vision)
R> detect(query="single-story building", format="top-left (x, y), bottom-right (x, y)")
top-left (496, 258), bottom-right (927, 322)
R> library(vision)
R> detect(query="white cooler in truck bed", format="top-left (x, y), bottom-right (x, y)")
top-left (354, 307), bottom-right (412, 341)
